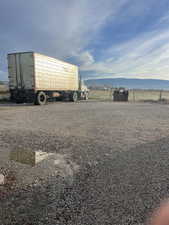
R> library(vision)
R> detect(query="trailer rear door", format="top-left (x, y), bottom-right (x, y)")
top-left (8, 52), bottom-right (35, 90)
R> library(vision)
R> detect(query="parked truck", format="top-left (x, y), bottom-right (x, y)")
top-left (8, 52), bottom-right (88, 105)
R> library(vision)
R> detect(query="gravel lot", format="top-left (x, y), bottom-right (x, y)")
top-left (1, 101), bottom-right (169, 225)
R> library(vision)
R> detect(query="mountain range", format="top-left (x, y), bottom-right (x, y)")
top-left (85, 78), bottom-right (169, 90)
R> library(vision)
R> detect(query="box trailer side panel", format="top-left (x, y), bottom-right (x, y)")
top-left (7, 52), bottom-right (87, 104)
top-left (34, 53), bottom-right (79, 91)
top-left (8, 52), bottom-right (35, 90)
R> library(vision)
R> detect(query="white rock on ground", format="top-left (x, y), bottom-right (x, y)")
top-left (0, 148), bottom-right (79, 188)
top-left (0, 174), bottom-right (5, 185)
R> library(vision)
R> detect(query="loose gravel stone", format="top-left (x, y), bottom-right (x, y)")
top-left (0, 101), bottom-right (169, 224)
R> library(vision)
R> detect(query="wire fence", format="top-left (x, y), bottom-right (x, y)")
top-left (89, 89), bottom-right (169, 102)
top-left (1, 87), bottom-right (169, 103)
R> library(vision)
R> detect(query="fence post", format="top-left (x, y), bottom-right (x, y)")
top-left (159, 90), bottom-right (162, 101)
top-left (109, 88), bottom-right (112, 100)
top-left (133, 89), bottom-right (135, 102)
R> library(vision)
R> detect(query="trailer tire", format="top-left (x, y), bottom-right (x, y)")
top-left (35, 91), bottom-right (47, 105)
top-left (16, 99), bottom-right (24, 104)
top-left (70, 92), bottom-right (78, 102)
top-left (84, 92), bottom-right (88, 100)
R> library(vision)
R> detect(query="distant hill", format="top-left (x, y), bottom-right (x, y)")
top-left (85, 78), bottom-right (169, 90)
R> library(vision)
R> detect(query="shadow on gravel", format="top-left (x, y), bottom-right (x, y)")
top-left (0, 103), bottom-right (34, 107)
top-left (1, 136), bottom-right (169, 225)
top-left (0, 101), bottom-right (89, 107)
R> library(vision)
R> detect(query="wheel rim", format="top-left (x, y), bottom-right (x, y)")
top-left (40, 94), bottom-right (45, 102)
top-left (38, 92), bottom-right (46, 104)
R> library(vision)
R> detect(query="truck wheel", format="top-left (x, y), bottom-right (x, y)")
top-left (35, 92), bottom-right (47, 105)
top-left (16, 99), bottom-right (23, 104)
top-left (84, 92), bottom-right (88, 100)
top-left (71, 92), bottom-right (78, 102)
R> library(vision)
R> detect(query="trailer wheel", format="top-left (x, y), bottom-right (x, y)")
top-left (35, 91), bottom-right (47, 105)
top-left (84, 92), bottom-right (88, 100)
top-left (16, 99), bottom-right (24, 104)
top-left (71, 92), bottom-right (78, 102)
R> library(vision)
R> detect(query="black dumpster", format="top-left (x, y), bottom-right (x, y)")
top-left (113, 88), bottom-right (129, 102)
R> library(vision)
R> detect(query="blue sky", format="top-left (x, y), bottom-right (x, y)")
top-left (1, 0), bottom-right (169, 80)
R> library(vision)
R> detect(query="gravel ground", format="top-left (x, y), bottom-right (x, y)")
top-left (1, 101), bottom-right (169, 224)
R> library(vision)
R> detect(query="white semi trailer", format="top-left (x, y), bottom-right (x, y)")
top-left (8, 52), bottom-right (88, 105)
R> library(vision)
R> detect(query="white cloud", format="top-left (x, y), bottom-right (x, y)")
top-left (81, 22), bottom-right (169, 80)
top-left (78, 51), bottom-right (95, 67)
top-left (157, 13), bottom-right (169, 26)
top-left (1, 0), bottom-right (169, 81)
top-left (0, 71), bottom-right (7, 81)
top-left (28, 0), bottom-right (130, 59)
top-left (0, 0), bottom-right (130, 79)
top-left (71, 51), bottom-right (95, 67)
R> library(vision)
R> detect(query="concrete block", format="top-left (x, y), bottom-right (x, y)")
top-left (10, 149), bottom-right (51, 167)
